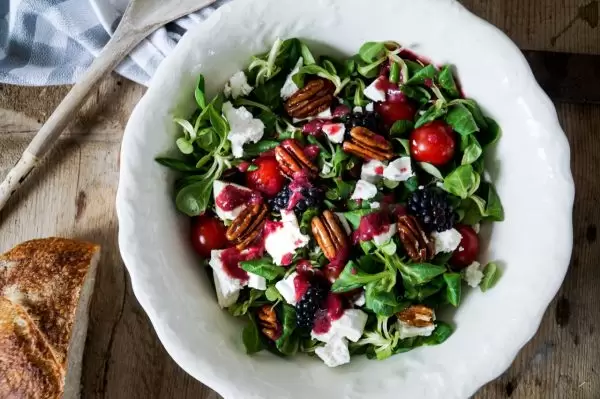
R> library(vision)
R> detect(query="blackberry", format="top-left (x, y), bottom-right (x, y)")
top-left (269, 186), bottom-right (292, 213)
top-left (407, 188), bottom-right (456, 232)
top-left (296, 283), bottom-right (328, 329)
top-left (344, 111), bottom-right (380, 133)
top-left (269, 185), bottom-right (324, 213)
top-left (294, 186), bottom-right (324, 212)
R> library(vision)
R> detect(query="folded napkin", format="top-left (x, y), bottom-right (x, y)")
top-left (0, 0), bottom-right (232, 86)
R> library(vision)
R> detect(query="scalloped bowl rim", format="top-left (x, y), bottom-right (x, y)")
top-left (116, 0), bottom-right (574, 398)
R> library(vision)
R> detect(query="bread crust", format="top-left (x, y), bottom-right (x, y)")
top-left (0, 238), bottom-right (100, 398)
top-left (0, 297), bottom-right (64, 399)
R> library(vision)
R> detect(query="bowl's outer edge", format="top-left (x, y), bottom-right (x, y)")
top-left (116, 0), bottom-right (575, 397)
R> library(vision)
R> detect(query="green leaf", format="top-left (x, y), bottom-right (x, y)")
top-left (175, 178), bottom-right (214, 216)
top-left (208, 106), bottom-right (229, 139)
top-left (390, 120), bottom-right (414, 137)
top-left (379, 240), bottom-right (397, 255)
top-left (478, 117), bottom-right (502, 148)
top-left (389, 62), bottom-right (400, 83)
top-left (420, 321), bottom-right (453, 345)
top-left (480, 262), bottom-right (502, 292)
top-left (461, 137), bottom-right (483, 165)
top-left (415, 100), bottom-right (447, 128)
top-left (229, 289), bottom-right (265, 316)
top-left (300, 42), bottom-right (316, 65)
top-left (398, 262), bottom-right (447, 285)
top-left (252, 78), bottom-right (286, 110)
top-left (400, 84), bottom-right (431, 105)
top-left (276, 305), bottom-right (299, 356)
top-left (437, 65), bottom-right (460, 98)
top-left (194, 75), bottom-right (207, 110)
top-left (443, 164), bottom-right (477, 199)
top-left (365, 280), bottom-right (404, 317)
top-left (176, 137), bottom-right (194, 155)
top-left (155, 157), bottom-right (199, 172)
top-left (403, 276), bottom-right (445, 301)
top-left (342, 58), bottom-right (357, 79)
top-left (443, 273), bottom-right (462, 307)
top-left (394, 138), bottom-right (411, 156)
top-left (405, 64), bottom-right (437, 86)
top-left (242, 315), bottom-right (263, 354)
top-left (404, 176), bottom-right (419, 192)
top-left (342, 209), bottom-right (374, 229)
top-left (359, 42), bottom-right (386, 63)
top-left (300, 208), bottom-right (319, 235)
top-left (331, 261), bottom-right (392, 293)
top-left (445, 104), bottom-right (479, 136)
top-left (419, 162), bottom-right (443, 179)
top-left (266, 286), bottom-right (283, 302)
top-left (455, 99), bottom-right (488, 130)
top-left (243, 140), bottom-right (280, 157)
top-left (292, 65), bottom-right (341, 90)
top-left (241, 258), bottom-right (285, 281)
top-left (357, 58), bottom-right (387, 78)
top-left (482, 182), bottom-right (505, 221)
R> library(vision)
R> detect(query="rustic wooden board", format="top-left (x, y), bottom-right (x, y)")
top-left (1, 0), bottom-right (599, 398)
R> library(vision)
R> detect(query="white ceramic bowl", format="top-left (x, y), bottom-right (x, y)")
top-left (116, 0), bottom-right (575, 397)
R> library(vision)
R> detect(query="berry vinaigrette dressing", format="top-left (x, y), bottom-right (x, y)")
top-left (219, 247), bottom-right (262, 281)
top-left (313, 293), bottom-right (345, 335)
top-left (215, 185), bottom-right (262, 211)
top-left (352, 211), bottom-right (392, 244)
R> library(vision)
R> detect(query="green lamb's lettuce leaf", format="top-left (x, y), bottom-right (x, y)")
top-left (390, 120), bottom-right (414, 137)
top-left (461, 136), bottom-right (483, 165)
top-left (404, 64), bottom-right (437, 86)
top-left (419, 162), bottom-right (444, 179)
top-left (443, 273), bottom-right (462, 307)
top-left (415, 99), bottom-right (447, 128)
top-left (443, 164), bottom-right (480, 199)
top-left (480, 262), bottom-right (502, 292)
top-left (437, 65), bottom-right (460, 99)
top-left (445, 103), bottom-right (479, 136)
top-left (229, 289), bottom-right (265, 317)
top-left (154, 157), bottom-right (199, 172)
top-left (359, 42), bottom-right (387, 63)
top-left (397, 262), bottom-right (447, 286)
top-left (276, 305), bottom-right (299, 356)
top-left (242, 314), bottom-right (263, 354)
top-left (240, 258), bottom-right (285, 281)
top-left (331, 261), bottom-right (393, 293)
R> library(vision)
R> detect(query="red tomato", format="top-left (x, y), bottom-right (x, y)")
top-left (375, 101), bottom-right (417, 127)
top-left (450, 225), bottom-right (480, 268)
top-left (409, 121), bottom-right (456, 166)
top-left (191, 214), bottom-right (228, 258)
top-left (245, 156), bottom-right (286, 197)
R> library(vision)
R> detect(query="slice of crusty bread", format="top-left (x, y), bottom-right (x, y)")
top-left (0, 238), bottom-right (100, 399)
top-left (0, 296), bottom-right (64, 398)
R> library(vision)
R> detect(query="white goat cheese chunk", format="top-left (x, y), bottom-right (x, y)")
top-left (223, 102), bottom-right (265, 158)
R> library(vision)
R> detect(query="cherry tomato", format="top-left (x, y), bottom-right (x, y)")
top-left (410, 120), bottom-right (456, 166)
top-left (375, 101), bottom-right (417, 127)
top-left (191, 214), bottom-right (228, 258)
top-left (450, 225), bottom-right (480, 268)
top-left (245, 156), bottom-right (286, 197)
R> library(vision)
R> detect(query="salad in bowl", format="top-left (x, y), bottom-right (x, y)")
top-left (156, 38), bottom-right (504, 368)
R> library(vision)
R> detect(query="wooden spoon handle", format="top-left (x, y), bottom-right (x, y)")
top-left (0, 30), bottom-right (145, 211)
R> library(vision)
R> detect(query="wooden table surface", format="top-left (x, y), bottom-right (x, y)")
top-left (1, 1), bottom-right (599, 398)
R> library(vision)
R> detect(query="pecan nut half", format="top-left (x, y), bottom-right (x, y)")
top-left (397, 215), bottom-right (434, 262)
top-left (275, 139), bottom-right (318, 178)
top-left (226, 203), bottom-right (268, 250)
top-left (397, 305), bottom-right (435, 328)
top-left (284, 78), bottom-right (335, 119)
top-left (311, 210), bottom-right (349, 261)
top-left (257, 305), bottom-right (282, 341)
top-left (342, 127), bottom-right (394, 161)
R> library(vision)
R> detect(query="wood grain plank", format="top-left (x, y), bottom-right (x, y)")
top-left (476, 103), bottom-right (600, 398)
top-left (460, 0), bottom-right (600, 54)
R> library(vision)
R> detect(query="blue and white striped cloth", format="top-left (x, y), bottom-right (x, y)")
top-left (0, 0), bottom-right (232, 86)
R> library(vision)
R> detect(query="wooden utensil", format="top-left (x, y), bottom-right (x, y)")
top-left (0, 0), bottom-right (217, 211)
